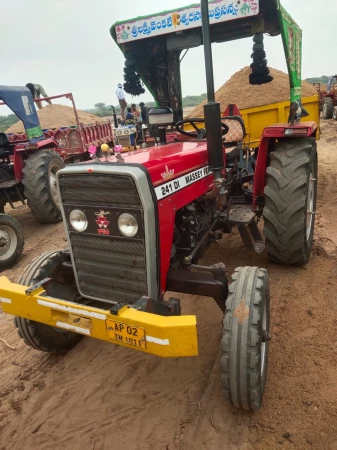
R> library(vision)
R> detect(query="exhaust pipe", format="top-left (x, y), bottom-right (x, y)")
top-left (201, 0), bottom-right (224, 182)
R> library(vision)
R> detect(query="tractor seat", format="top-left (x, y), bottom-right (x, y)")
top-left (221, 116), bottom-right (246, 166)
top-left (0, 133), bottom-right (10, 158)
top-left (222, 116), bottom-right (246, 147)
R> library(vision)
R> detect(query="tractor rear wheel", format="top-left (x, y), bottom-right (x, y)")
top-left (322, 97), bottom-right (334, 119)
top-left (0, 214), bottom-right (24, 270)
top-left (263, 138), bottom-right (317, 265)
top-left (221, 267), bottom-right (270, 411)
top-left (22, 149), bottom-right (65, 224)
top-left (15, 250), bottom-right (83, 353)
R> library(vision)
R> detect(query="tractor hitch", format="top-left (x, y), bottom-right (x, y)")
top-left (129, 296), bottom-right (181, 316)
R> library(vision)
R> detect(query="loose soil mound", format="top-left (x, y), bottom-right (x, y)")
top-left (188, 66), bottom-right (318, 117)
top-left (6, 104), bottom-right (108, 134)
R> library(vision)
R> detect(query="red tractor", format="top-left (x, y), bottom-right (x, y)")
top-left (321, 75), bottom-right (337, 119)
top-left (0, 0), bottom-right (318, 411)
top-left (0, 90), bottom-right (113, 223)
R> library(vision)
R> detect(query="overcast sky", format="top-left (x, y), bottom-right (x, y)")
top-left (1, 0), bottom-right (336, 114)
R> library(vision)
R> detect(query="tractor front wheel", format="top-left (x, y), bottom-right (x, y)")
top-left (263, 138), bottom-right (317, 265)
top-left (0, 214), bottom-right (24, 270)
top-left (221, 267), bottom-right (270, 411)
top-left (333, 107), bottom-right (337, 121)
top-left (22, 149), bottom-right (65, 224)
top-left (322, 97), bottom-right (334, 119)
top-left (15, 250), bottom-right (83, 353)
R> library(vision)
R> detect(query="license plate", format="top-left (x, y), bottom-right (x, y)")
top-left (106, 320), bottom-right (146, 349)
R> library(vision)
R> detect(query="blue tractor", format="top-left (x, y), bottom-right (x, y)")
top-left (0, 86), bottom-right (66, 223)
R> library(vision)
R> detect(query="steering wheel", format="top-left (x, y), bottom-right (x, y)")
top-left (176, 118), bottom-right (229, 139)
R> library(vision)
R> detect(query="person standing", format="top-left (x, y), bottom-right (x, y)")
top-left (139, 102), bottom-right (148, 124)
top-left (125, 107), bottom-right (136, 125)
top-left (26, 83), bottom-right (52, 109)
top-left (116, 83), bottom-right (127, 120)
top-left (131, 103), bottom-right (140, 118)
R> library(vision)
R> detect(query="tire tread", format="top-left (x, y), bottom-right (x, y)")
top-left (22, 149), bottom-right (64, 223)
top-left (263, 138), bottom-right (317, 265)
top-left (221, 267), bottom-right (270, 411)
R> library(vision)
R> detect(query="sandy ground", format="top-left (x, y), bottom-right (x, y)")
top-left (0, 121), bottom-right (337, 450)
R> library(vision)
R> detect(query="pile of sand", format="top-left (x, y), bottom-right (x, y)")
top-left (188, 67), bottom-right (318, 117)
top-left (6, 104), bottom-right (108, 134)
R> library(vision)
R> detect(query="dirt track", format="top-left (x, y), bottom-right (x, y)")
top-left (1, 121), bottom-right (337, 450)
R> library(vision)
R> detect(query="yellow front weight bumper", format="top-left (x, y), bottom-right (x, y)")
top-left (0, 277), bottom-right (198, 357)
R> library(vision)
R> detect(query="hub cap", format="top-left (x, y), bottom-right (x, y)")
top-left (49, 165), bottom-right (61, 207)
top-left (0, 226), bottom-right (17, 261)
top-left (306, 173), bottom-right (316, 241)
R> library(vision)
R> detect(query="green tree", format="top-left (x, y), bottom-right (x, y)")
top-left (94, 102), bottom-right (106, 110)
top-left (305, 76), bottom-right (330, 85)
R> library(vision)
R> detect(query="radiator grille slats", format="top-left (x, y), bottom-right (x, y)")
top-left (60, 174), bottom-right (140, 206)
top-left (59, 173), bottom-right (147, 304)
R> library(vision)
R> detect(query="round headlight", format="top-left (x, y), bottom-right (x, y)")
top-left (69, 209), bottom-right (88, 232)
top-left (118, 213), bottom-right (138, 237)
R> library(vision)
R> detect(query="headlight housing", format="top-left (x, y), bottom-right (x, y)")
top-left (69, 209), bottom-right (88, 232)
top-left (118, 213), bottom-right (138, 237)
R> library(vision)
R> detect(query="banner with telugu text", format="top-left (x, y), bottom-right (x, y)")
top-left (116, 0), bottom-right (259, 44)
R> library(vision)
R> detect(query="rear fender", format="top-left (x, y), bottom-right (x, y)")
top-left (253, 136), bottom-right (273, 209)
top-left (14, 139), bottom-right (58, 182)
top-left (253, 122), bottom-right (318, 208)
top-left (34, 138), bottom-right (57, 150)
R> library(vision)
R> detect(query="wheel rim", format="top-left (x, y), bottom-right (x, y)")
top-left (261, 300), bottom-right (267, 378)
top-left (49, 165), bottom-right (61, 207)
top-left (0, 225), bottom-right (18, 261)
top-left (306, 173), bottom-right (316, 241)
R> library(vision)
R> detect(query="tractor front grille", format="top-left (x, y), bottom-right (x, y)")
top-left (117, 135), bottom-right (132, 149)
top-left (70, 234), bottom-right (147, 304)
top-left (59, 172), bottom-right (148, 305)
top-left (59, 173), bottom-right (141, 207)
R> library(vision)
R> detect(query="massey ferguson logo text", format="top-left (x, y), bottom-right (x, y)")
top-left (95, 210), bottom-right (110, 235)
top-left (155, 166), bottom-right (211, 200)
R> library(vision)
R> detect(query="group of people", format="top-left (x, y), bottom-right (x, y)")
top-left (116, 83), bottom-right (149, 147)
top-left (115, 83), bottom-right (147, 125)
top-left (125, 103), bottom-right (147, 125)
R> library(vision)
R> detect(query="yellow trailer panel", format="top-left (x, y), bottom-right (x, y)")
top-left (240, 95), bottom-right (320, 148)
top-left (184, 95), bottom-right (320, 148)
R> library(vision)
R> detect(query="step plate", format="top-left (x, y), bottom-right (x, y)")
top-left (229, 205), bottom-right (255, 226)
top-left (0, 179), bottom-right (19, 190)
